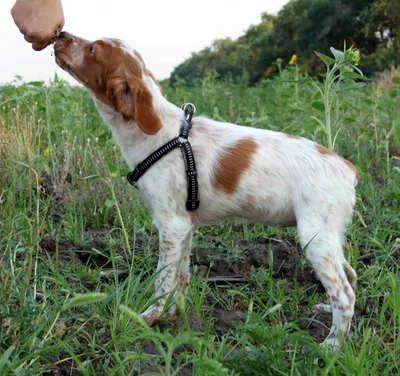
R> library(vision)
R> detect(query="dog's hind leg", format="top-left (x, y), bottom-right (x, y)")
top-left (298, 227), bottom-right (355, 346)
top-left (295, 189), bottom-right (356, 346)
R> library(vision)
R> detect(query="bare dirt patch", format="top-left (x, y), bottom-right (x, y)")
top-left (192, 237), bottom-right (320, 286)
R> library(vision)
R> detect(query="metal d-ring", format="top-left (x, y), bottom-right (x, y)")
top-left (182, 103), bottom-right (196, 114)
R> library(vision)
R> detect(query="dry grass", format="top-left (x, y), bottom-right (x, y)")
top-left (374, 64), bottom-right (400, 90)
top-left (0, 104), bottom-right (42, 163)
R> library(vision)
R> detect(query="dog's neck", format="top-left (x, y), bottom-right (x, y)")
top-left (93, 75), bottom-right (183, 169)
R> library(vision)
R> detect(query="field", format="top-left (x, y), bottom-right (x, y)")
top-left (0, 65), bottom-right (399, 375)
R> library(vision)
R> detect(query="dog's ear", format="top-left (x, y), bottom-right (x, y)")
top-left (106, 73), bottom-right (162, 135)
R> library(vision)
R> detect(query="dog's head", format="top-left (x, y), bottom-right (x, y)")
top-left (54, 32), bottom-right (161, 135)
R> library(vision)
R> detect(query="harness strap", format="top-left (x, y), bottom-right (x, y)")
top-left (127, 103), bottom-right (200, 212)
top-left (127, 137), bottom-right (181, 186)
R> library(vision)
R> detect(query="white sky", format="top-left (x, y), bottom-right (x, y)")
top-left (1, 0), bottom-right (289, 84)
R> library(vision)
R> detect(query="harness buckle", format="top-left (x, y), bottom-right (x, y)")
top-left (177, 134), bottom-right (190, 144)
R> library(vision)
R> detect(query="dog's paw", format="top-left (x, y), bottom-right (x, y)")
top-left (311, 303), bottom-right (332, 313)
top-left (321, 336), bottom-right (342, 349)
top-left (140, 305), bottom-right (163, 326)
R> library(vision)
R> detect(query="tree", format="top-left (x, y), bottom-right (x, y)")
top-left (169, 0), bottom-right (400, 85)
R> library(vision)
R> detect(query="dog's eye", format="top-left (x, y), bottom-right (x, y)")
top-left (89, 45), bottom-right (95, 54)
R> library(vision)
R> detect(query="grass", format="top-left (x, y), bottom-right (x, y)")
top-left (0, 68), bottom-right (399, 375)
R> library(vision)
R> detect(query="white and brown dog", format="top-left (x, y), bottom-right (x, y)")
top-left (54, 32), bottom-right (359, 346)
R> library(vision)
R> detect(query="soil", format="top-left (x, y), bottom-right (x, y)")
top-left (191, 237), bottom-right (321, 286)
top-left (44, 354), bottom-right (84, 376)
top-left (39, 235), bottom-right (111, 268)
top-left (299, 312), bottom-right (331, 343)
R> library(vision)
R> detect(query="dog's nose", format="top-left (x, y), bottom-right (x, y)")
top-left (58, 31), bottom-right (69, 39)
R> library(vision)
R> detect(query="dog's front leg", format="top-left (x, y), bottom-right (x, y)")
top-left (140, 217), bottom-right (194, 326)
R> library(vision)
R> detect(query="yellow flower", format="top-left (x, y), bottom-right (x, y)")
top-left (289, 54), bottom-right (297, 65)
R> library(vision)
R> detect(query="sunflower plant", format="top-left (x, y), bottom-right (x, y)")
top-left (312, 44), bottom-right (369, 150)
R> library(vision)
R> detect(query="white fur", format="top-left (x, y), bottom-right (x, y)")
top-left (57, 36), bottom-right (359, 346)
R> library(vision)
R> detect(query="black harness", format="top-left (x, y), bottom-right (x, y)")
top-left (127, 103), bottom-right (200, 211)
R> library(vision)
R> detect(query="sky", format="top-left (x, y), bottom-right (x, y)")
top-left (1, 0), bottom-right (289, 84)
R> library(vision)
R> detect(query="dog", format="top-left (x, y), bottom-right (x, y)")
top-left (54, 32), bottom-right (359, 346)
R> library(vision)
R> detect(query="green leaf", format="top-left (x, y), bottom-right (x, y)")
top-left (388, 88), bottom-right (398, 98)
top-left (45, 273), bottom-right (72, 291)
top-left (119, 168), bottom-right (130, 177)
top-left (105, 158), bottom-right (118, 177)
top-left (105, 199), bottom-right (117, 208)
top-left (312, 101), bottom-right (325, 112)
top-left (392, 76), bottom-right (400, 84)
top-left (27, 81), bottom-right (44, 87)
top-left (338, 82), bottom-right (366, 92)
top-left (330, 47), bottom-right (345, 61)
top-left (59, 90), bottom-right (70, 98)
top-left (62, 293), bottom-right (107, 311)
top-left (343, 117), bottom-right (356, 125)
top-left (342, 71), bottom-right (370, 81)
top-left (315, 51), bottom-right (335, 66)
top-left (0, 346), bottom-right (14, 373)
top-left (97, 131), bottom-right (111, 145)
top-left (394, 119), bottom-right (400, 142)
top-left (355, 209), bottom-right (367, 228)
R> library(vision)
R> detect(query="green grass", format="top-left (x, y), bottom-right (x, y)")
top-left (0, 70), bottom-right (399, 375)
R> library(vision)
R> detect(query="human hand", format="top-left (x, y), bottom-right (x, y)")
top-left (11, 0), bottom-right (64, 51)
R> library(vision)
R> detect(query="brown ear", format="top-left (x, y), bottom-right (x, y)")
top-left (130, 78), bottom-right (162, 135)
top-left (106, 75), bottom-right (162, 135)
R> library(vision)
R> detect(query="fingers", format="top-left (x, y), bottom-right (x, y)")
top-left (24, 24), bottom-right (63, 51)
top-left (24, 34), bottom-right (35, 43)
top-left (24, 34), bottom-right (50, 50)
top-left (11, 0), bottom-right (65, 51)
top-left (32, 41), bottom-right (50, 51)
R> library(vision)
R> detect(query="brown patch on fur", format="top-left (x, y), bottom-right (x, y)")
top-left (317, 144), bottom-right (335, 156)
top-left (277, 220), bottom-right (297, 227)
top-left (324, 256), bottom-right (335, 266)
top-left (316, 144), bottom-right (360, 182)
top-left (214, 139), bottom-right (258, 194)
top-left (343, 315), bottom-right (351, 330)
top-left (344, 263), bottom-right (357, 290)
top-left (163, 239), bottom-right (175, 247)
top-left (321, 273), bottom-right (338, 285)
top-left (342, 278), bottom-right (355, 304)
top-left (331, 295), bottom-right (339, 302)
top-left (286, 134), bottom-right (301, 139)
top-left (169, 306), bottom-right (180, 317)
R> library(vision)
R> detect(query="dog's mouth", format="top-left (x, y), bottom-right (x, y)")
top-left (55, 54), bottom-right (68, 69)
top-left (53, 40), bottom-right (71, 72)
top-left (53, 43), bottom-right (84, 85)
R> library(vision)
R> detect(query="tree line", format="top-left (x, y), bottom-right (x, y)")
top-left (169, 0), bottom-right (400, 85)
